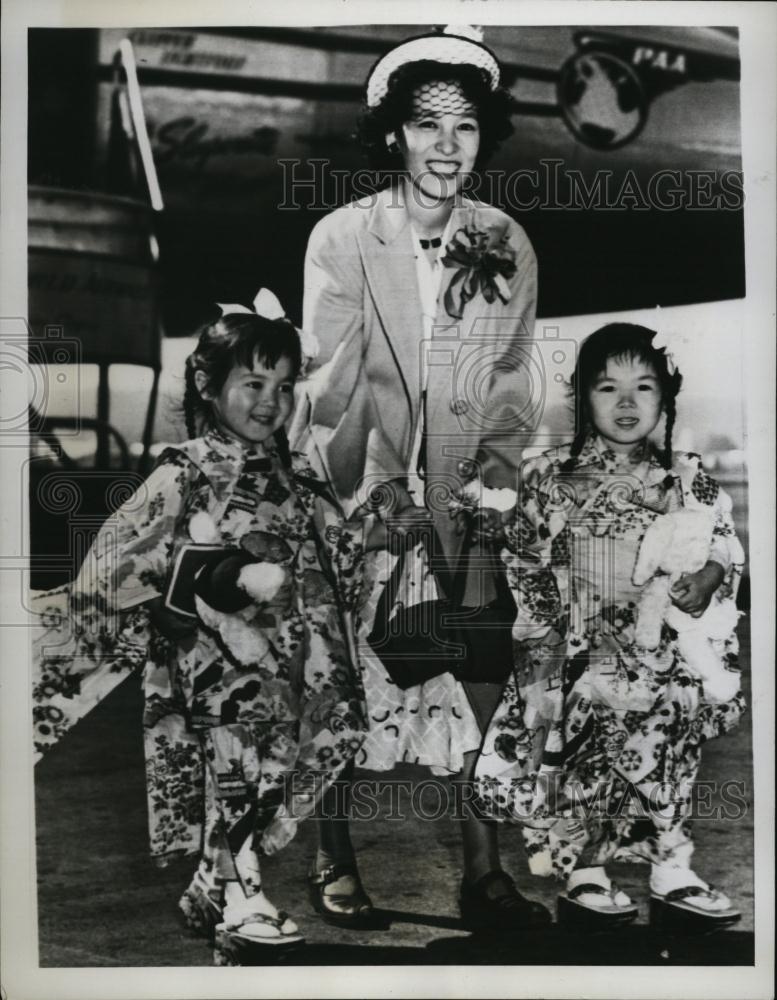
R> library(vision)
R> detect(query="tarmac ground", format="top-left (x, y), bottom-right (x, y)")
top-left (34, 631), bottom-right (754, 968)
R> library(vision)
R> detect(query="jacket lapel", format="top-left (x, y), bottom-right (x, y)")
top-left (359, 188), bottom-right (425, 411)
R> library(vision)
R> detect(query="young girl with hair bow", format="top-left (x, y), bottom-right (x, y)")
top-left (32, 290), bottom-right (366, 964)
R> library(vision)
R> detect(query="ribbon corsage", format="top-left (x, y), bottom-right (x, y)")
top-left (216, 288), bottom-right (320, 376)
top-left (441, 225), bottom-right (517, 320)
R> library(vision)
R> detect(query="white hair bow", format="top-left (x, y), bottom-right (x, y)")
top-left (216, 288), bottom-right (320, 373)
top-left (650, 305), bottom-right (685, 377)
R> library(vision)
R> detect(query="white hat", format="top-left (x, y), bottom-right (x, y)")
top-left (365, 25), bottom-right (500, 109)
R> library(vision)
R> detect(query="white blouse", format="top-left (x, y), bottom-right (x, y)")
top-left (406, 213), bottom-right (456, 505)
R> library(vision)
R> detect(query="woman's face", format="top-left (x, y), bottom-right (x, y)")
top-left (393, 81), bottom-right (481, 202)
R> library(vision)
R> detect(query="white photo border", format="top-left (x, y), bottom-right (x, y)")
top-left (1, 2), bottom-right (774, 998)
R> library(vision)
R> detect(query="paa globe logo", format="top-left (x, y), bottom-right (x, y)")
top-left (557, 51), bottom-right (648, 151)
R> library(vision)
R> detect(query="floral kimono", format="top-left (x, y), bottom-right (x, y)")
top-left (32, 428), bottom-right (366, 866)
top-left (473, 434), bottom-right (745, 879)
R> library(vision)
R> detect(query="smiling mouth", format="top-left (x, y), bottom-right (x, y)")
top-left (426, 161), bottom-right (461, 175)
top-left (614, 417), bottom-right (639, 427)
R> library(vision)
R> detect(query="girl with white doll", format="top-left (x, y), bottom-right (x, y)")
top-left (464, 323), bottom-right (745, 929)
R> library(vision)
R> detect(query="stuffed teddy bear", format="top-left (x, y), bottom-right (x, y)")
top-left (632, 507), bottom-right (740, 704)
top-left (187, 510), bottom-right (288, 667)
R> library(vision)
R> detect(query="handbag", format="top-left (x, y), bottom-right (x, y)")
top-left (366, 523), bottom-right (517, 690)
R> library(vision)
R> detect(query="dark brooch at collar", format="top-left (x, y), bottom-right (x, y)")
top-left (418, 236), bottom-right (442, 250)
top-left (243, 455), bottom-right (273, 473)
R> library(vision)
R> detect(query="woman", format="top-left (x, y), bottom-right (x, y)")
top-left (290, 26), bottom-right (549, 929)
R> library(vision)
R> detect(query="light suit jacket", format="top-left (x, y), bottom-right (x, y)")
top-left (290, 186), bottom-right (537, 602)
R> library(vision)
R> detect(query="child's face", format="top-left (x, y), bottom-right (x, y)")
top-left (201, 354), bottom-right (295, 447)
top-left (587, 355), bottom-right (663, 454)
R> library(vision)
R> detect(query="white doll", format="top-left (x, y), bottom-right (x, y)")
top-left (632, 507), bottom-right (741, 703)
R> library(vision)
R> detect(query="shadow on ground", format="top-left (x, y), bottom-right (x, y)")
top-left (226, 923), bottom-right (755, 966)
top-left (291, 906), bottom-right (754, 965)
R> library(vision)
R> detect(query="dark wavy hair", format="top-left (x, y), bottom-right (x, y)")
top-left (562, 323), bottom-right (683, 472)
top-left (356, 60), bottom-right (515, 171)
top-left (182, 313), bottom-right (301, 444)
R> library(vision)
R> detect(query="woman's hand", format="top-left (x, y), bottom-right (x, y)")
top-left (448, 481), bottom-right (515, 543)
top-left (449, 502), bottom-right (509, 544)
top-left (353, 479), bottom-right (433, 552)
top-left (353, 479), bottom-right (414, 521)
top-left (470, 506), bottom-right (509, 545)
top-left (385, 505), bottom-right (434, 553)
top-left (147, 596), bottom-right (197, 640)
top-left (670, 561), bottom-right (725, 617)
top-left (358, 498), bottom-right (433, 553)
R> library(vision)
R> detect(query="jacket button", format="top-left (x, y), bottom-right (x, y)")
top-left (450, 398), bottom-right (468, 415)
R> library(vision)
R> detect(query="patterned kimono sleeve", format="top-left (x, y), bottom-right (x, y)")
top-left (290, 450), bottom-right (365, 613)
top-left (502, 453), bottom-right (568, 642)
top-left (680, 454), bottom-right (746, 599)
top-left (113, 448), bottom-right (200, 609)
top-left (687, 458), bottom-right (746, 600)
top-left (33, 450), bottom-right (198, 757)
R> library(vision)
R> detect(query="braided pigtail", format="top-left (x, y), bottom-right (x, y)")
top-left (559, 364), bottom-right (590, 474)
top-left (273, 427), bottom-right (293, 471)
top-left (660, 367), bottom-right (683, 470)
top-left (183, 355), bottom-right (204, 439)
top-left (560, 426), bottom-right (588, 474)
top-left (662, 394), bottom-right (676, 471)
